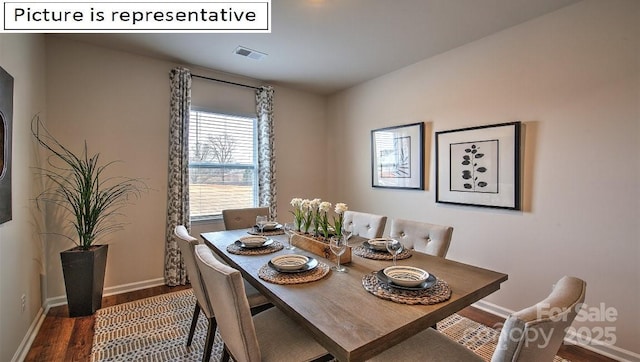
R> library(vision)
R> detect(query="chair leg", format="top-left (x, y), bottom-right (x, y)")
top-left (249, 303), bottom-right (273, 316)
top-left (221, 344), bottom-right (230, 362)
top-left (187, 303), bottom-right (201, 346)
top-left (202, 317), bottom-right (217, 362)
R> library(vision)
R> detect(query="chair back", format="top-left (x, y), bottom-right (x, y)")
top-left (389, 218), bottom-right (453, 257)
top-left (492, 276), bottom-right (587, 362)
top-left (222, 207), bottom-right (270, 230)
top-left (343, 210), bottom-right (387, 239)
top-left (195, 245), bottom-right (261, 362)
top-left (173, 225), bottom-right (214, 318)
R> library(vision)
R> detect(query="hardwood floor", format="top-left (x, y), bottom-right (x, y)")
top-left (26, 285), bottom-right (615, 362)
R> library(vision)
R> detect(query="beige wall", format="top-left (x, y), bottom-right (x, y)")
top-left (3, 0), bottom-right (639, 359)
top-left (0, 34), bottom-right (47, 362)
top-left (327, 0), bottom-right (639, 355)
top-left (43, 36), bottom-right (327, 300)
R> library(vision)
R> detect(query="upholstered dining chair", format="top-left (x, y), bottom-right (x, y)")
top-left (342, 210), bottom-right (387, 239)
top-left (369, 275), bottom-right (587, 362)
top-left (194, 244), bottom-right (330, 362)
top-left (222, 207), bottom-right (270, 230)
top-left (173, 226), bottom-right (271, 362)
top-left (389, 218), bottom-right (454, 258)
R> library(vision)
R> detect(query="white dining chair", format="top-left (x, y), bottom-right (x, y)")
top-left (194, 244), bottom-right (330, 362)
top-left (389, 218), bottom-right (453, 258)
top-left (342, 210), bottom-right (387, 239)
top-left (222, 207), bottom-right (270, 230)
top-left (173, 226), bottom-right (271, 361)
top-left (369, 276), bottom-right (586, 362)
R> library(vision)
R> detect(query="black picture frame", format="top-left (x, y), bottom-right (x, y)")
top-left (371, 122), bottom-right (424, 190)
top-left (436, 121), bottom-right (521, 210)
top-left (0, 66), bottom-right (13, 225)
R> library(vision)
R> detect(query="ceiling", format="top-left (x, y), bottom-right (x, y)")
top-left (60, 0), bottom-right (579, 95)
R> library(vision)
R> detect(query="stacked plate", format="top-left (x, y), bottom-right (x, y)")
top-left (376, 266), bottom-right (437, 291)
top-left (269, 254), bottom-right (318, 273)
top-left (236, 235), bottom-right (273, 249)
top-left (363, 238), bottom-right (392, 251)
top-left (257, 221), bottom-right (282, 231)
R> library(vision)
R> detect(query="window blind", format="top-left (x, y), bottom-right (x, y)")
top-left (188, 111), bottom-right (257, 219)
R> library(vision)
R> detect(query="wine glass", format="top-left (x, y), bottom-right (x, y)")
top-left (330, 235), bottom-right (348, 272)
top-left (256, 215), bottom-right (268, 235)
top-left (385, 239), bottom-right (403, 266)
top-left (342, 224), bottom-right (353, 245)
top-left (283, 222), bottom-right (296, 250)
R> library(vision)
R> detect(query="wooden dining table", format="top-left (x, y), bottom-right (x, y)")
top-left (201, 229), bottom-right (508, 362)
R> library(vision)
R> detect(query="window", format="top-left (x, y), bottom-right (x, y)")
top-left (188, 110), bottom-right (257, 220)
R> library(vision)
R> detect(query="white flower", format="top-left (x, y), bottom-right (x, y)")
top-left (319, 201), bottom-right (332, 213)
top-left (334, 202), bottom-right (348, 214)
top-left (290, 198), bottom-right (303, 208)
top-left (301, 199), bottom-right (311, 210)
top-left (310, 198), bottom-right (322, 210)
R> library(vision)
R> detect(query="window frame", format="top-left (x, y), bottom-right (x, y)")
top-left (188, 107), bottom-right (259, 221)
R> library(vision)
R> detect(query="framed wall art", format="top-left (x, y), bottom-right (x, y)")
top-left (435, 121), bottom-right (521, 210)
top-left (0, 66), bottom-right (14, 224)
top-left (371, 122), bottom-right (424, 190)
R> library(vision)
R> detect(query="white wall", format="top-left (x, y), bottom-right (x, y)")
top-left (327, 0), bottom-right (639, 356)
top-left (0, 34), bottom-right (47, 362)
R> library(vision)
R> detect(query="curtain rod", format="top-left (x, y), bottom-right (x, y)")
top-left (191, 74), bottom-right (260, 90)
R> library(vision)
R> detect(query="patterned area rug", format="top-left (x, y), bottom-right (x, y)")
top-left (91, 289), bottom-right (569, 362)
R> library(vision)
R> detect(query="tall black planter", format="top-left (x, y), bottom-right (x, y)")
top-left (60, 244), bottom-right (108, 317)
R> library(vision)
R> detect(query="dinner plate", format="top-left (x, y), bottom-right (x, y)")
top-left (254, 223), bottom-right (283, 231)
top-left (235, 238), bottom-right (274, 249)
top-left (376, 269), bottom-right (437, 291)
top-left (363, 239), bottom-right (391, 251)
top-left (268, 256), bottom-right (318, 273)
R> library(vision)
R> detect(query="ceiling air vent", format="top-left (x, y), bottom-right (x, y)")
top-left (234, 46), bottom-right (267, 60)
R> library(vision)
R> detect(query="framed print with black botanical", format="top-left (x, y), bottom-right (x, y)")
top-left (436, 121), bottom-right (521, 209)
top-left (371, 122), bottom-right (424, 190)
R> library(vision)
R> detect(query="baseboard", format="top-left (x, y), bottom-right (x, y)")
top-left (11, 305), bottom-right (48, 362)
top-left (46, 277), bottom-right (166, 307)
top-left (472, 300), bottom-right (640, 362)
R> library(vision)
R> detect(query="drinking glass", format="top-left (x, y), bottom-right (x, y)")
top-left (385, 239), bottom-right (403, 266)
top-left (256, 215), bottom-right (268, 235)
top-left (342, 224), bottom-right (353, 245)
top-left (330, 235), bottom-right (348, 272)
top-left (283, 222), bottom-right (296, 250)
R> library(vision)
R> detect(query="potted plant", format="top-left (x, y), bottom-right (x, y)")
top-left (31, 116), bottom-right (146, 317)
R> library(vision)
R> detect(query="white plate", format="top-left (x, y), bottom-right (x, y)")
top-left (236, 236), bottom-right (273, 249)
top-left (262, 222), bottom-right (281, 231)
top-left (239, 235), bottom-right (268, 246)
top-left (269, 256), bottom-right (319, 273)
top-left (365, 238), bottom-right (392, 251)
top-left (383, 266), bottom-right (429, 287)
top-left (269, 254), bottom-right (309, 271)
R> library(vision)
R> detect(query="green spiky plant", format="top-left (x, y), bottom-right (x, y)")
top-left (31, 116), bottom-right (147, 249)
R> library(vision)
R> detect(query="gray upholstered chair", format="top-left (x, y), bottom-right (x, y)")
top-left (389, 218), bottom-right (453, 258)
top-left (369, 276), bottom-right (587, 362)
top-left (173, 226), bottom-right (271, 362)
top-left (222, 207), bottom-right (270, 230)
top-left (342, 210), bottom-right (387, 239)
top-left (194, 244), bottom-right (330, 362)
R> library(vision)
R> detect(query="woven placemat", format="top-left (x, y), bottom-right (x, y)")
top-left (247, 227), bottom-right (285, 236)
top-left (353, 245), bottom-right (413, 260)
top-left (258, 262), bottom-right (330, 284)
top-left (361, 272), bottom-right (451, 305)
top-left (227, 241), bottom-right (284, 255)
